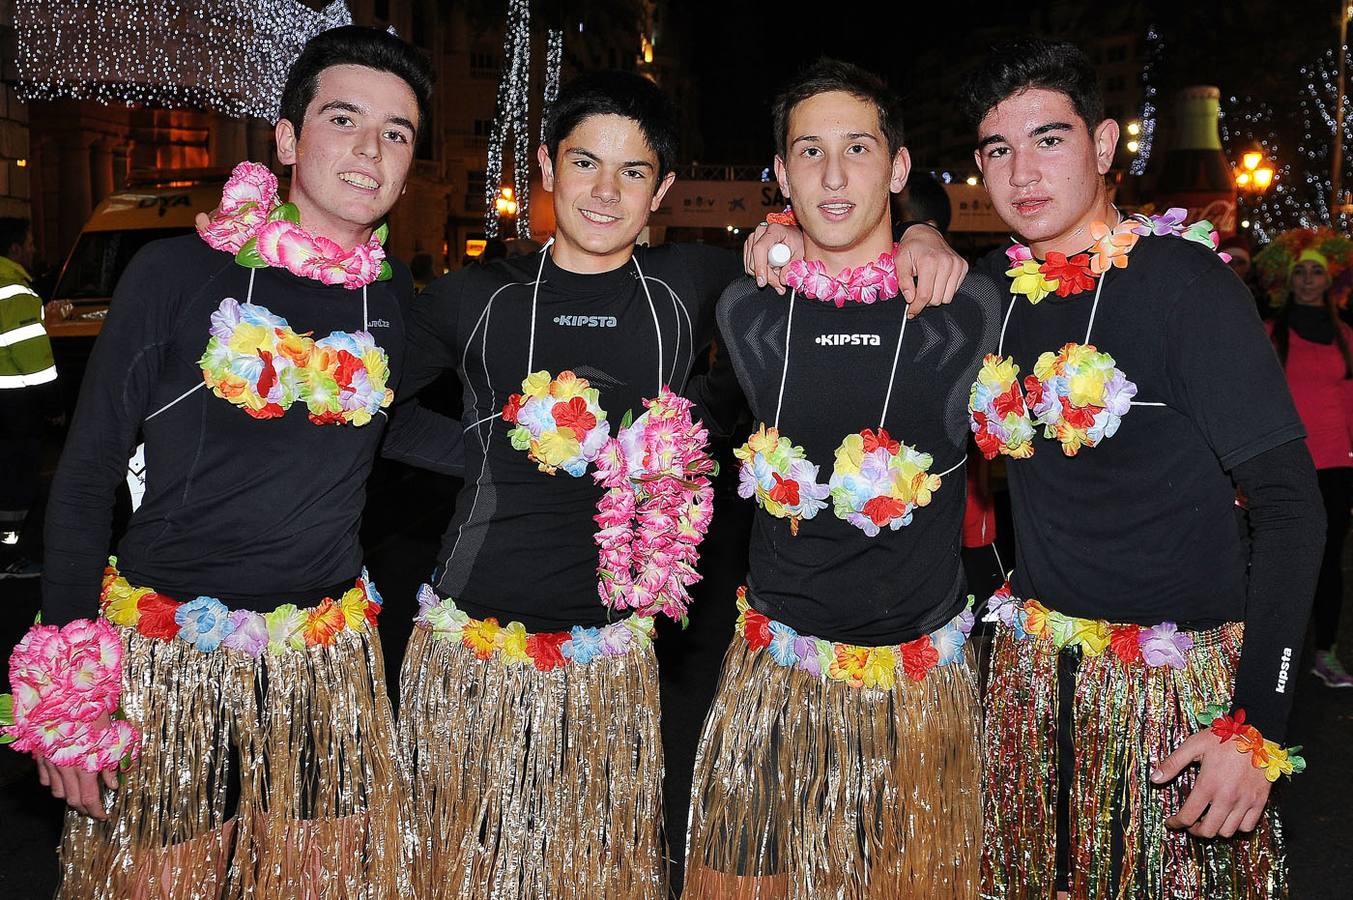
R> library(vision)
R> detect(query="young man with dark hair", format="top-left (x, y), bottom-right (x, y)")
top-left (383, 67), bottom-right (966, 898)
top-left (681, 58), bottom-right (1001, 898)
top-left (961, 38), bottom-right (1322, 899)
top-left (24, 25), bottom-right (434, 897)
top-left (0, 216), bottom-right (60, 579)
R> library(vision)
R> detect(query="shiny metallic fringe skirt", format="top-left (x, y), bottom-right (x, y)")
top-left (57, 626), bottom-right (406, 899)
top-left (981, 621), bottom-right (1287, 899)
top-left (684, 634), bottom-right (982, 899)
top-left (396, 624), bottom-right (666, 899)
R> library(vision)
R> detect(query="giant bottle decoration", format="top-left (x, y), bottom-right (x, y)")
top-left (1155, 86), bottom-right (1237, 238)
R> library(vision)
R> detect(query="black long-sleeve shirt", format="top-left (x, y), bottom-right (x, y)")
top-left (384, 244), bottom-right (742, 631)
top-left (976, 236), bottom-right (1324, 740)
top-left (42, 235), bottom-right (417, 624)
top-left (709, 273), bottom-right (1003, 645)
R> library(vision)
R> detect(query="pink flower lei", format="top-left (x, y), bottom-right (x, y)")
top-left (196, 161), bottom-right (392, 289)
top-left (1, 618), bottom-right (140, 773)
top-left (782, 249), bottom-right (901, 307)
top-left (591, 389), bottom-right (716, 625)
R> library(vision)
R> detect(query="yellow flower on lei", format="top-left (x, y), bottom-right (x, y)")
top-left (1069, 617), bottom-right (1111, 656)
top-left (977, 354), bottom-right (1021, 389)
top-left (535, 430), bottom-right (582, 469)
top-left (828, 645), bottom-right (871, 687)
top-left (339, 587), bottom-right (369, 630)
top-left (101, 577), bottom-right (149, 626)
top-left (1006, 259), bottom-right (1059, 304)
top-left (738, 423), bottom-right (783, 458)
top-left (462, 617), bottom-right (503, 659)
top-left (1257, 741), bottom-right (1294, 782)
top-left (522, 370), bottom-right (552, 400)
top-left (834, 432), bottom-right (866, 473)
top-left (860, 647), bottom-right (897, 690)
top-left (499, 621), bottom-right (532, 665)
top-left (227, 321), bottom-right (272, 355)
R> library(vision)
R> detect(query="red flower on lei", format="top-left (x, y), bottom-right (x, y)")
top-left (526, 632), bottom-right (570, 671)
top-left (137, 593), bottom-right (182, 640)
top-left (900, 634), bottom-right (940, 681)
top-left (1040, 252), bottom-right (1096, 297)
top-left (1109, 624), bottom-right (1144, 664)
top-left (742, 606), bottom-right (773, 650)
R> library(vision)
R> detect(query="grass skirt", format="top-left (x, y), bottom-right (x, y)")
top-left (396, 624), bottom-right (666, 899)
top-left (57, 626), bottom-right (405, 899)
top-left (684, 633), bottom-right (982, 898)
top-left (981, 619), bottom-right (1287, 899)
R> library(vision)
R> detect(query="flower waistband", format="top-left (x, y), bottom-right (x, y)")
top-left (983, 583), bottom-right (1200, 669)
top-left (414, 585), bottom-right (655, 671)
top-left (99, 559), bottom-right (382, 657)
top-left (735, 586), bottom-right (974, 689)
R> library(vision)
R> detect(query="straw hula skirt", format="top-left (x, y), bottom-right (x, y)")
top-left (58, 567), bottom-right (406, 899)
top-left (683, 589), bottom-right (982, 899)
top-left (396, 589), bottom-right (666, 899)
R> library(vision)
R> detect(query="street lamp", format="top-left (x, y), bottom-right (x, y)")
top-left (495, 186), bottom-right (518, 217)
top-left (1234, 150), bottom-right (1275, 196)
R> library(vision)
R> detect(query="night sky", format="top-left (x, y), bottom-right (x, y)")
top-left (672, 0), bottom-right (1341, 167)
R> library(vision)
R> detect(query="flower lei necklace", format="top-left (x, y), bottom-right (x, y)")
top-left (969, 210), bottom-right (1231, 458)
top-left (197, 161), bottom-right (391, 289)
top-left (736, 281), bottom-right (961, 536)
top-left (783, 250), bottom-right (901, 307)
top-left (495, 241), bottom-right (715, 623)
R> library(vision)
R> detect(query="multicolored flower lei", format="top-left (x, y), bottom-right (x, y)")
top-left (734, 424), bottom-right (831, 535)
top-left (1, 617), bottom-right (140, 773)
top-left (736, 587), bottom-right (974, 689)
top-left (983, 583), bottom-right (1196, 669)
top-left (1005, 210), bottom-right (1231, 305)
top-left (827, 428), bottom-right (940, 536)
top-left (199, 297), bottom-right (393, 425)
top-left (99, 560), bottom-right (382, 657)
top-left (502, 370), bottom-right (611, 476)
top-left (783, 250), bottom-right (900, 307)
top-left (1024, 341), bottom-right (1137, 457)
top-left (592, 389), bottom-right (715, 624)
top-left (415, 585), bottom-right (656, 670)
top-left (969, 354), bottom-right (1036, 460)
top-left (1190, 703), bottom-right (1306, 782)
top-left (196, 160), bottom-right (391, 289)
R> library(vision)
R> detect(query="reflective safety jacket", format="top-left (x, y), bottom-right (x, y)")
top-left (0, 256), bottom-right (56, 390)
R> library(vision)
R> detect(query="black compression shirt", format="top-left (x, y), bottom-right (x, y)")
top-left (714, 272), bottom-right (1003, 645)
top-left (391, 244), bottom-right (741, 631)
top-left (976, 235), bottom-right (1323, 739)
top-left (42, 235), bottom-right (416, 625)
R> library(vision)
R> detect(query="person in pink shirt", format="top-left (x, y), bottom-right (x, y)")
top-left (1261, 234), bottom-right (1353, 687)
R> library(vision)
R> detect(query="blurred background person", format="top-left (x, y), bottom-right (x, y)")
top-left (0, 217), bottom-right (60, 580)
top-left (1258, 229), bottom-right (1353, 688)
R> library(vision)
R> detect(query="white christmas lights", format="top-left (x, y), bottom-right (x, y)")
top-left (14, 0), bottom-right (352, 121)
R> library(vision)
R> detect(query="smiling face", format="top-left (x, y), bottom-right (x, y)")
top-left (774, 91), bottom-right (908, 271)
top-left (539, 113), bottom-right (677, 274)
top-left (1291, 259), bottom-right (1331, 306)
top-left (974, 87), bottom-right (1118, 256)
top-left (275, 64), bottom-right (419, 249)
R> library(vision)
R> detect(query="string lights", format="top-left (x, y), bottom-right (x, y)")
top-left (13, 0), bottom-right (351, 121)
top-left (484, 0), bottom-right (532, 238)
top-left (1129, 24), bottom-right (1162, 177)
top-left (541, 29), bottom-right (563, 143)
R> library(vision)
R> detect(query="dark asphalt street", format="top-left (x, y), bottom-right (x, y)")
top-left (1, 459), bottom-right (1351, 898)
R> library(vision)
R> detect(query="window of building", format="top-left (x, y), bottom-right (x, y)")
top-left (473, 119), bottom-right (494, 137)
top-left (1106, 43), bottom-right (1128, 63)
top-left (470, 51), bottom-right (500, 77)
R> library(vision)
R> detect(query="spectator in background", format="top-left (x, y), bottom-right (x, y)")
top-left (0, 216), bottom-right (60, 579)
top-left (410, 251), bottom-right (437, 291)
top-left (1257, 231), bottom-right (1353, 688)
top-left (901, 169), bottom-right (953, 234)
